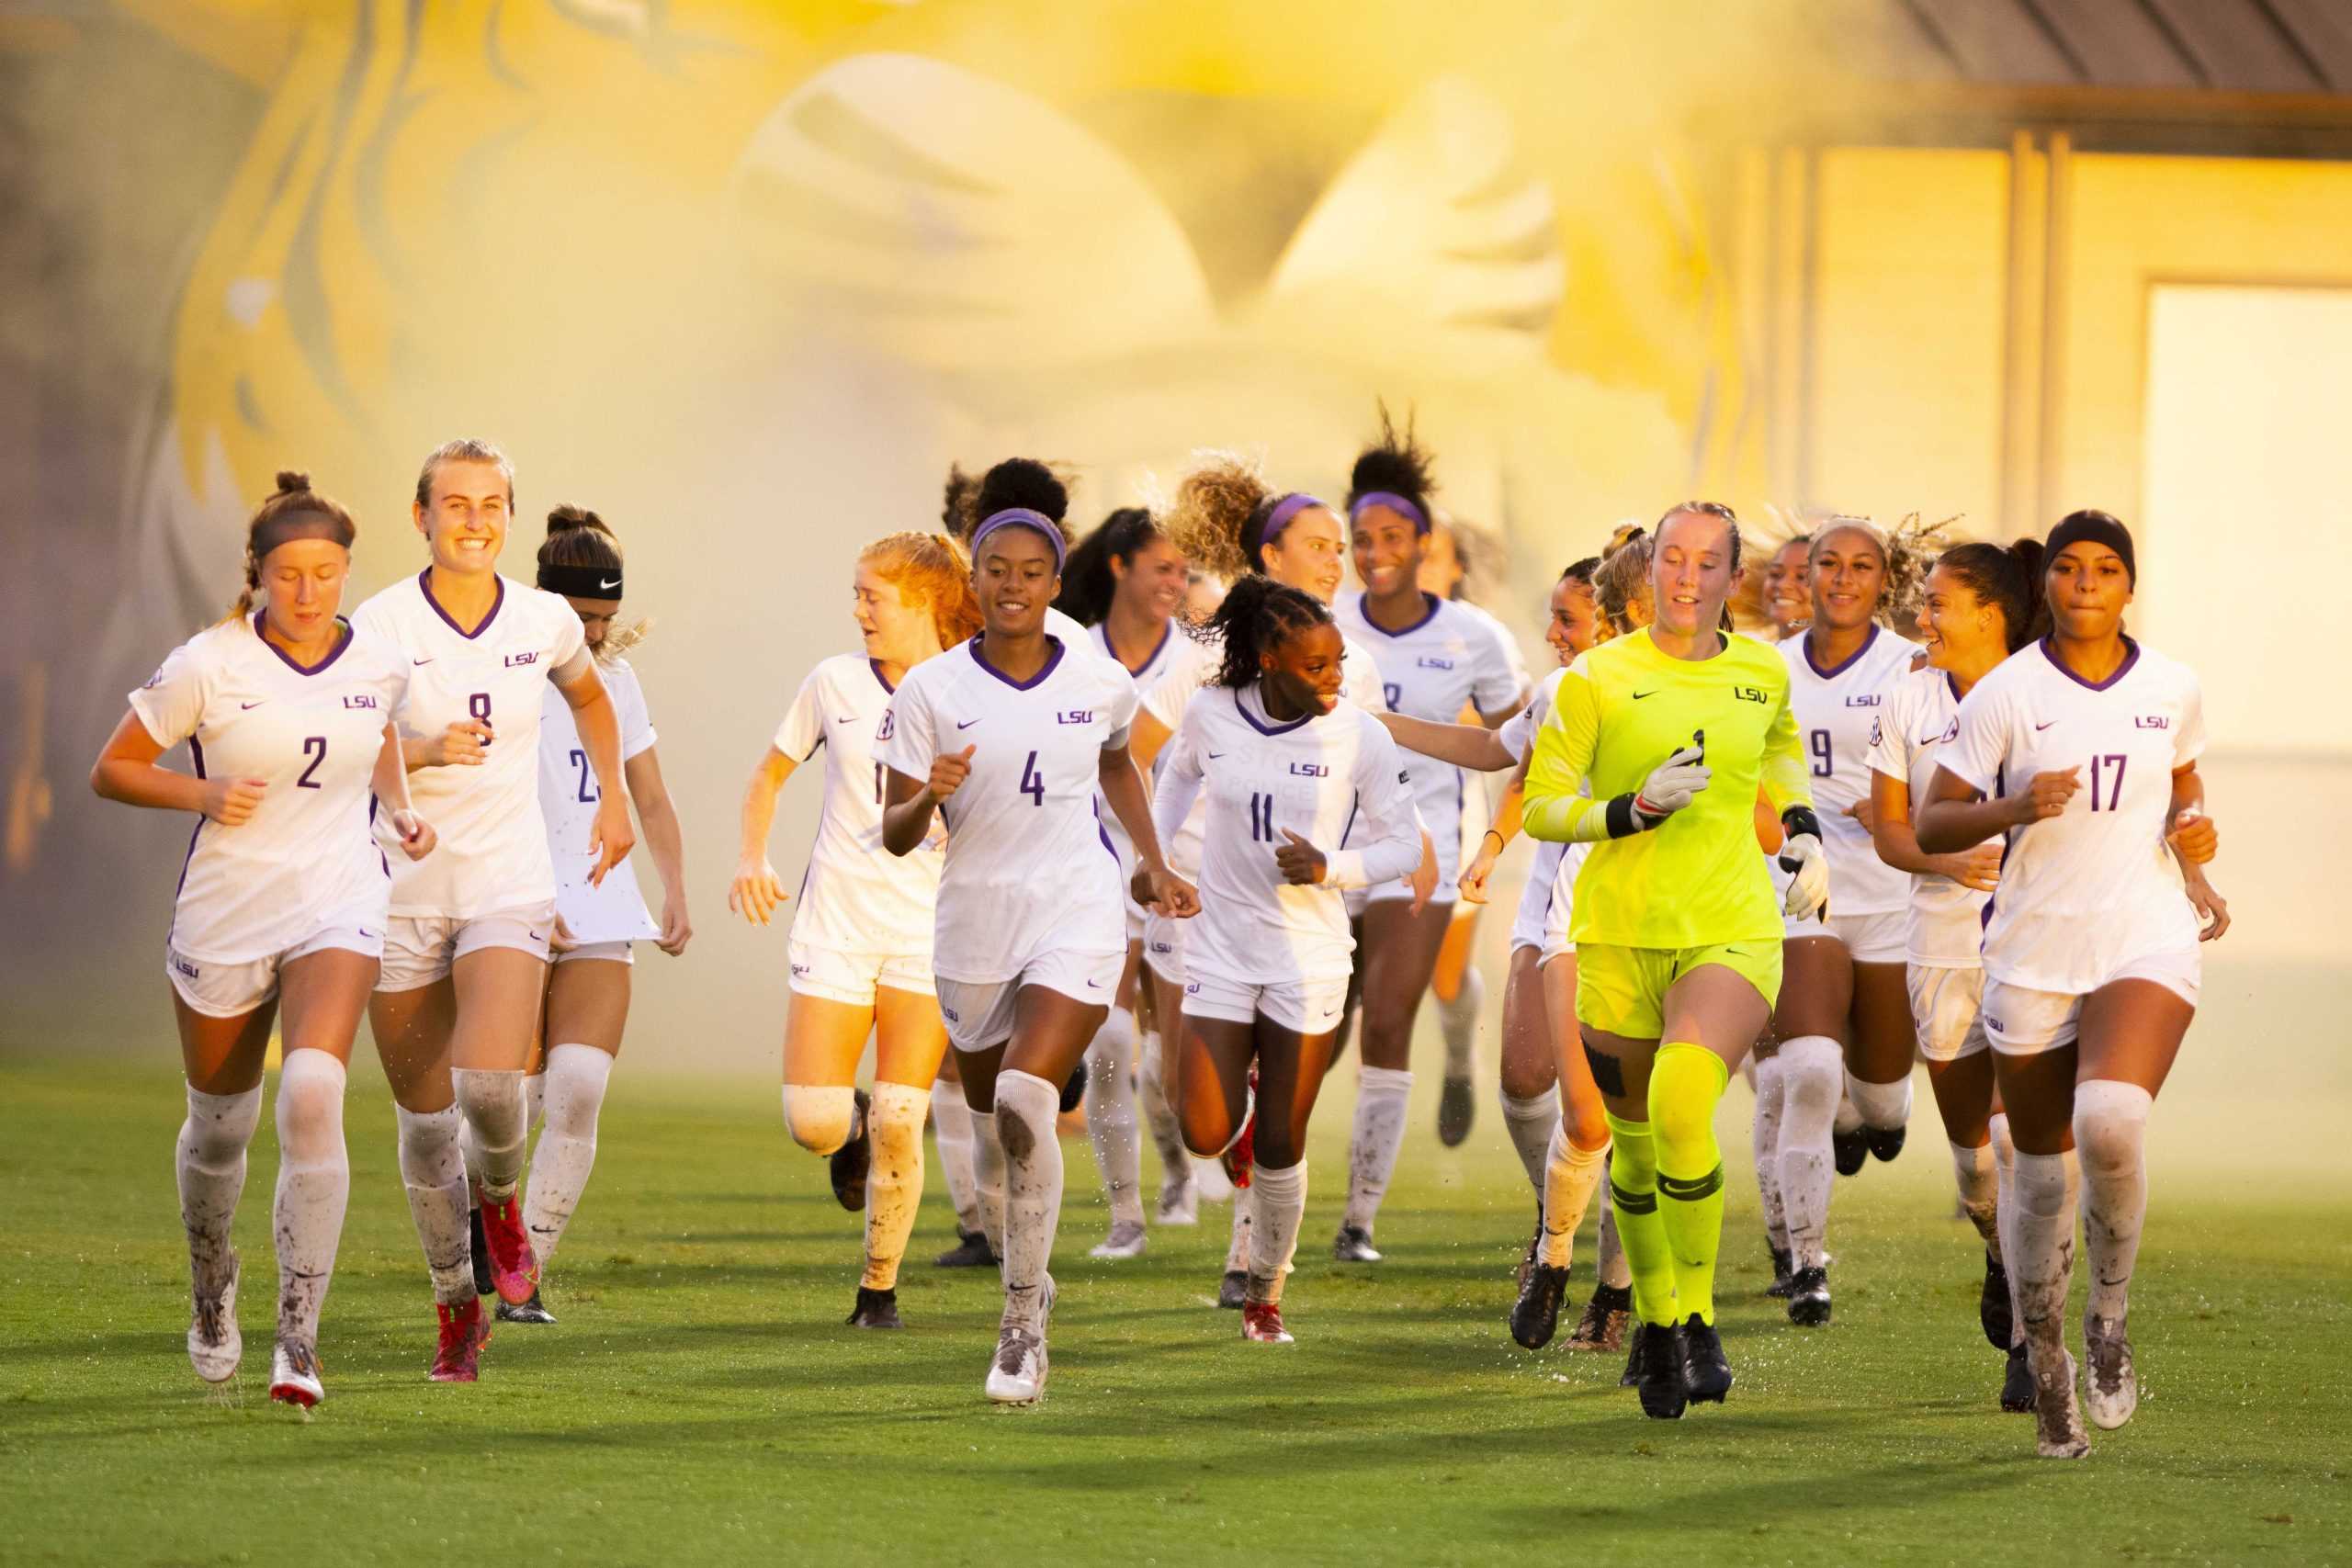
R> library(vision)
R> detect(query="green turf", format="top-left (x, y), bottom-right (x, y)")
top-left (0, 1053), bottom-right (2344, 1567)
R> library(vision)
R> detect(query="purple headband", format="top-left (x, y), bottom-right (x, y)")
top-left (1349, 491), bottom-right (1429, 534)
top-left (1245, 491), bottom-right (1327, 565)
top-left (970, 507), bottom-right (1067, 573)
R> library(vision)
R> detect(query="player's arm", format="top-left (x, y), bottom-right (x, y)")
top-left (1869, 770), bottom-right (1997, 891)
top-left (1306, 732), bottom-right (1421, 890)
top-left (1103, 737), bottom-right (1198, 918)
top-left (372, 720), bottom-right (435, 862)
top-left (90, 710), bottom-right (254, 820)
top-left (553, 653), bottom-right (636, 886)
top-left (1460, 761), bottom-right (1527, 904)
top-left (1129, 705), bottom-right (1175, 772)
top-left (1149, 716), bottom-right (1204, 854)
top-left (1371, 710), bottom-right (1519, 772)
top-left (2166, 761), bottom-right (2228, 941)
top-left (729, 747), bottom-right (800, 926)
top-left (625, 745), bottom-right (691, 955)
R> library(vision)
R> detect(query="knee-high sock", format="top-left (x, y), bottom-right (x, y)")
top-left (1650, 1043), bottom-right (1730, 1326)
top-left (395, 1103), bottom-right (473, 1304)
top-left (780, 1082), bottom-right (856, 1156)
top-left (523, 1043), bottom-right (612, 1271)
top-left (526, 1072), bottom-right (545, 1136)
top-left (1539, 1123), bottom-right (1607, 1269)
top-left (1776, 1035), bottom-right (1843, 1270)
top-left (862, 1082), bottom-right (930, 1291)
top-left (967, 1082), bottom-right (1007, 1256)
top-left (1340, 1066), bottom-right (1413, 1235)
top-left (1595, 1185), bottom-right (1632, 1290)
top-left (272, 1051), bottom-right (348, 1347)
top-left (453, 1068), bottom-right (528, 1203)
top-left (1136, 1029), bottom-right (1192, 1189)
top-left (1846, 1069), bottom-right (1913, 1132)
top-left (2075, 1079), bottom-right (2152, 1328)
top-left (1750, 1054), bottom-right (1789, 1252)
top-left (930, 1070), bottom-right (983, 1236)
top-left (178, 1082), bottom-right (262, 1299)
top-left (1604, 1114), bottom-right (1673, 1325)
top-left (1989, 1111), bottom-right (2022, 1348)
top-left (1225, 1179), bottom-right (1254, 1270)
top-left (1082, 1007), bottom-right (1145, 1229)
top-left (1501, 1088), bottom-right (1560, 1194)
top-left (1951, 1136), bottom-right (1999, 1253)
top-left (1438, 966), bottom-right (1485, 1079)
top-left (2011, 1147), bottom-right (2081, 1371)
top-left (1833, 1077), bottom-right (1864, 1137)
top-left (992, 1070), bottom-right (1063, 1332)
top-left (1248, 1161), bottom-right (1306, 1304)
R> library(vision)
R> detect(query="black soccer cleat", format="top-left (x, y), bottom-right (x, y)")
top-left (1832, 1129), bottom-right (1868, 1177)
top-left (934, 1229), bottom-right (999, 1269)
top-left (1631, 1321), bottom-right (1690, 1419)
top-left (469, 1206), bottom-right (493, 1298)
top-left (846, 1286), bottom-right (902, 1329)
top-left (1862, 1123), bottom-right (1907, 1164)
top-left (1436, 1076), bottom-right (1476, 1148)
top-left (1620, 1319), bottom-right (1648, 1387)
top-left (1786, 1265), bottom-right (1832, 1326)
top-left (830, 1089), bottom-right (872, 1213)
top-left (1516, 1204), bottom-right (1543, 1289)
top-left (1765, 1243), bottom-right (1795, 1298)
top-left (1217, 1269), bottom-right (1250, 1310)
top-left (1981, 1255), bottom-right (2014, 1349)
top-left (1510, 1263), bottom-right (1570, 1350)
top-left (495, 1288), bottom-right (556, 1325)
top-left (1566, 1282), bottom-right (1633, 1353)
top-left (1331, 1224), bottom-right (1381, 1264)
top-left (1680, 1314), bottom-right (1733, 1404)
top-left (2000, 1342), bottom-right (2036, 1414)
top-left (1058, 1060), bottom-right (1089, 1116)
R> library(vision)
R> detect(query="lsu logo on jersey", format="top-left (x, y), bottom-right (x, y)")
top-left (343, 694), bottom-right (379, 710)
top-left (2133, 715), bottom-right (2171, 730)
top-left (1845, 694), bottom-right (1882, 708)
top-left (504, 651), bottom-right (540, 668)
top-left (1731, 684), bottom-right (1768, 705)
top-left (1056, 709), bottom-right (1096, 726)
top-left (1289, 761), bottom-right (1330, 777)
top-left (1416, 656), bottom-right (1455, 671)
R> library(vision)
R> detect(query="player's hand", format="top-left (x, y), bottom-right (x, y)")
top-left (199, 775), bottom-right (267, 827)
top-left (1843, 796), bottom-right (1879, 836)
top-left (1779, 832), bottom-right (1829, 919)
top-left (2182, 868), bottom-right (2230, 941)
top-left (1406, 836), bottom-right (1438, 916)
top-left (430, 720), bottom-right (492, 767)
top-left (729, 857), bottom-right (787, 926)
top-left (1634, 742), bottom-right (1710, 825)
top-left (656, 893), bottom-right (693, 956)
top-left (587, 795), bottom-right (635, 886)
top-left (1457, 842), bottom-right (1498, 905)
top-left (548, 913), bottom-right (578, 954)
top-left (927, 745), bottom-right (976, 803)
top-left (1935, 840), bottom-right (2002, 893)
top-left (2167, 807), bottom-right (2218, 865)
top-left (2011, 766), bottom-right (2079, 825)
top-left (389, 807), bottom-right (435, 862)
top-left (1275, 828), bottom-right (1328, 886)
top-left (1133, 863), bottom-right (1199, 919)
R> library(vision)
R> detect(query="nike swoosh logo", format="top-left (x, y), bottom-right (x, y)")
top-left (956, 718), bottom-right (981, 729)
top-left (413, 658), bottom-right (435, 666)
top-left (1633, 690), bottom-right (1657, 700)
top-left (1086, 978), bottom-right (1103, 988)
top-left (528, 930), bottom-right (548, 942)
top-left (836, 716), bottom-right (858, 724)
top-left (1917, 734), bottom-right (1943, 745)
top-left (357, 929), bottom-right (378, 939)
top-left (600, 578), bottom-right (620, 591)
top-left (1207, 751), bottom-right (1226, 760)
top-left (241, 701), bottom-right (266, 710)
top-left (2034, 721), bottom-right (2056, 731)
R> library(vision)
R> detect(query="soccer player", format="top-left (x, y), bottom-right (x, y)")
top-left (1153, 578), bottom-right (1420, 1343)
top-left (490, 505), bottom-right (692, 1325)
top-left (356, 438), bottom-right (635, 1382)
top-left (1330, 410), bottom-right (1522, 1263)
top-left (731, 530), bottom-right (981, 1328)
top-left (91, 471), bottom-right (435, 1406)
top-left (877, 458), bottom-right (1196, 1404)
top-left (1521, 500), bottom-right (1826, 1420)
top-left (1917, 510), bottom-right (2223, 1460)
top-left (1760, 536), bottom-right (1812, 641)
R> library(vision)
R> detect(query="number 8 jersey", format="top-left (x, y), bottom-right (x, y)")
top-left (877, 637), bottom-right (1138, 985)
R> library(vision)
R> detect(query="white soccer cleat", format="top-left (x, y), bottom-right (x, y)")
top-left (187, 1257), bottom-right (242, 1383)
top-left (1155, 1179), bottom-right (1200, 1226)
top-left (985, 1325), bottom-right (1049, 1405)
top-left (2031, 1346), bottom-right (2090, 1459)
top-left (1192, 1156), bottom-right (1234, 1204)
top-left (2083, 1314), bottom-right (2139, 1430)
top-left (268, 1339), bottom-right (325, 1408)
top-left (1089, 1221), bottom-right (1148, 1260)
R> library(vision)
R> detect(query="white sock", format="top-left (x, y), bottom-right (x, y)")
top-left (1990, 1111), bottom-right (2022, 1348)
top-left (1833, 1075), bottom-right (1864, 1137)
top-left (395, 1103), bottom-right (473, 1304)
top-left (1136, 1029), bottom-right (1192, 1188)
top-left (993, 1070), bottom-right (1064, 1332)
top-left (271, 1051), bottom-right (348, 1347)
top-left (930, 1070), bottom-right (983, 1236)
top-left (2075, 1079), bottom-right (2153, 1328)
top-left (1437, 966), bottom-right (1485, 1079)
top-left (526, 1072), bottom-right (546, 1136)
top-left (863, 1082), bottom-right (930, 1291)
top-left (453, 1068), bottom-right (527, 1203)
top-left (1540, 1124), bottom-right (1607, 1269)
top-left (178, 1081), bottom-right (262, 1299)
top-left (1951, 1136), bottom-right (1999, 1251)
top-left (1846, 1069), bottom-right (1913, 1132)
top-left (1340, 1066), bottom-right (1413, 1235)
top-left (1500, 1087), bottom-right (1559, 1194)
top-left (523, 1043), bottom-right (613, 1271)
top-left (1595, 1187), bottom-right (1632, 1290)
top-left (2011, 1147), bottom-right (2080, 1369)
top-left (1225, 1180), bottom-right (1254, 1270)
top-left (780, 1082), bottom-right (856, 1157)
top-left (968, 1081), bottom-right (1007, 1257)
top-left (1750, 1054), bottom-right (1789, 1253)
top-left (1082, 1007), bottom-right (1145, 1229)
top-left (1248, 1161), bottom-right (1306, 1304)
top-left (1776, 1035), bottom-right (1843, 1270)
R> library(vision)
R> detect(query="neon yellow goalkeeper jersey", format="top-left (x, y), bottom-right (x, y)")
top-left (1523, 626), bottom-right (1811, 949)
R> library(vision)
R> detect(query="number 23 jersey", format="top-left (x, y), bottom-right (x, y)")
top-left (877, 637), bottom-right (1138, 984)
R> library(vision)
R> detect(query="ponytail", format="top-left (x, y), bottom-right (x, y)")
top-left (1935, 536), bottom-right (2048, 653)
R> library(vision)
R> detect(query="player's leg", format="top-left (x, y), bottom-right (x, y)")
top-left (849, 983), bottom-right (952, 1328)
top-left (170, 983), bottom-right (275, 1384)
top-left (1497, 943), bottom-right (1560, 1201)
top-left (1516, 952), bottom-right (1614, 1349)
top-left (1082, 945), bottom-right (1149, 1258)
top-left (1168, 987), bottom-right (1258, 1305)
top-left (1988, 1094), bottom-right (2033, 1411)
top-left (1844, 946), bottom-right (1918, 1164)
top-left (1770, 935), bottom-right (1851, 1325)
top-left (1239, 1003), bottom-right (1341, 1343)
top-left (1988, 989), bottom-right (2089, 1458)
top-left (1336, 897), bottom-right (1453, 1260)
top-left (448, 942), bottom-right (556, 1307)
top-left (368, 951), bottom-right (486, 1380)
top-left (1431, 904), bottom-right (1485, 1146)
top-left (517, 952), bottom-right (629, 1321)
top-left (1142, 964), bottom-right (1201, 1223)
top-left (266, 945), bottom-right (371, 1404)
top-left (1747, 1038), bottom-right (1792, 1293)
top-left (927, 1051), bottom-right (995, 1266)
top-left (1914, 964), bottom-right (2007, 1354)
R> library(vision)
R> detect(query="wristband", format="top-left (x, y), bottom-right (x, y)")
top-left (1781, 804), bottom-right (1823, 842)
top-left (1482, 829), bottom-right (1505, 847)
top-left (1605, 794), bottom-right (1646, 839)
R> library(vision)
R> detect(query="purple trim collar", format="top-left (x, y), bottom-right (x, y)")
top-left (1238, 685), bottom-right (1312, 737)
top-left (1804, 622), bottom-right (1880, 681)
top-left (1103, 620), bottom-right (1172, 679)
top-left (2040, 634), bottom-right (2140, 692)
top-left (1358, 590), bottom-right (1442, 639)
top-left (418, 569), bottom-right (505, 640)
top-left (969, 633), bottom-right (1065, 692)
top-left (869, 658), bottom-right (898, 695)
top-left (253, 613), bottom-right (355, 675)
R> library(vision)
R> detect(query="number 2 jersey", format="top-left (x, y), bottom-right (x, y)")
top-left (1937, 637), bottom-right (2205, 995)
top-left (1781, 625), bottom-right (1921, 918)
top-left (877, 636), bottom-right (1138, 983)
top-left (537, 654), bottom-right (660, 943)
top-left (129, 615), bottom-right (410, 962)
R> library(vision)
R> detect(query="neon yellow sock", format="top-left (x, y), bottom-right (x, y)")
top-left (1649, 1043), bottom-right (1731, 1326)
top-left (1603, 1112), bottom-right (1676, 1325)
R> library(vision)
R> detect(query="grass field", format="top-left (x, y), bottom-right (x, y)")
top-left (2, 1051), bottom-right (2346, 1567)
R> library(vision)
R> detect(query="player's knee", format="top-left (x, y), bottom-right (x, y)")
top-left (868, 1083), bottom-right (929, 1167)
top-left (2071, 1080), bottom-right (2152, 1176)
top-left (782, 1083), bottom-right (856, 1156)
top-left (1778, 1035), bottom-right (1844, 1119)
top-left (1178, 1104), bottom-right (1234, 1161)
top-left (1604, 1113), bottom-right (1658, 1189)
top-left (274, 1049), bottom-right (347, 1162)
top-left (1565, 1104), bottom-right (1611, 1154)
top-left (1844, 1069), bottom-right (1912, 1131)
top-left (452, 1067), bottom-right (526, 1142)
top-left (181, 1082), bottom-right (263, 1167)
top-left (394, 1102), bottom-right (462, 1185)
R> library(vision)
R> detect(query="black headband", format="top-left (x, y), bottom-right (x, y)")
top-left (539, 563), bottom-right (622, 599)
top-left (2045, 513), bottom-right (2135, 585)
top-left (249, 508), bottom-right (349, 563)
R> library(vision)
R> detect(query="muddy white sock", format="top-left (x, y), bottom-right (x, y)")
top-left (395, 1103), bottom-right (472, 1304)
top-left (993, 1070), bottom-right (1064, 1332)
top-left (1501, 1088), bottom-right (1559, 1194)
top-left (1225, 1179), bottom-right (1254, 1270)
top-left (1136, 1029), bottom-right (1191, 1189)
top-left (1540, 1124), bottom-right (1607, 1269)
top-left (861, 1082), bottom-right (930, 1291)
top-left (1082, 1007), bottom-right (1145, 1229)
top-left (1951, 1136), bottom-right (1999, 1251)
top-left (1595, 1187), bottom-right (1632, 1290)
top-left (1990, 1111), bottom-right (2022, 1347)
top-left (1776, 1035), bottom-right (1842, 1271)
top-left (1846, 1069), bottom-right (1912, 1133)
top-left (178, 1081), bottom-right (261, 1300)
top-left (968, 1081), bottom-right (1008, 1258)
top-left (453, 1068), bottom-right (527, 1203)
top-left (1751, 1054), bottom-right (1789, 1253)
top-left (271, 1051), bottom-right (347, 1348)
top-left (2075, 1079), bottom-right (2152, 1327)
top-left (526, 1071), bottom-right (545, 1136)
top-left (1437, 967), bottom-right (1484, 1079)
top-left (1248, 1161), bottom-right (1306, 1305)
top-left (1340, 1066), bottom-right (1413, 1235)
top-left (2011, 1147), bottom-right (2078, 1368)
top-left (523, 1043), bottom-right (612, 1271)
top-left (930, 1070), bottom-right (983, 1236)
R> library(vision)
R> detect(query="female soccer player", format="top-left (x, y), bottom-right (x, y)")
top-left (1917, 509), bottom-right (2223, 1460)
top-left (731, 530), bottom-right (981, 1328)
top-left (356, 438), bottom-right (635, 1382)
top-left (877, 458), bottom-right (1196, 1404)
top-left (1054, 506), bottom-right (1191, 1260)
top-left (1153, 578), bottom-right (1420, 1343)
top-left (1521, 500), bottom-right (1826, 1420)
top-left (489, 505), bottom-right (691, 1325)
top-left (1760, 536), bottom-right (1812, 640)
top-left (91, 471), bottom-right (435, 1407)
top-left (1330, 412), bottom-right (1521, 1263)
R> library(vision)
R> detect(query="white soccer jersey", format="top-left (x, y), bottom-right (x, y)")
top-left (772, 652), bottom-right (945, 957)
top-left (129, 615), bottom-right (409, 963)
top-left (1864, 665), bottom-right (1987, 967)
top-left (1498, 669), bottom-right (1589, 953)
top-left (1153, 684), bottom-right (1419, 987)
top-left (1452, 597), bottom-right (1535, 704)
top-left (352, 571), bottom-right (588, 919)
top-left (538, 655), bottom-right (660, 944)
top-left (1938, 637), bottom-right (2205, 995)
top-left (1781, 625), bottom-right (1922, 919)
top-left (877, 636), bottom-right (1137, 983)
top-left (1091, 618), bottom-right (1182, 878)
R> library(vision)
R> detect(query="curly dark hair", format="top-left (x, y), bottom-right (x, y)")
top-left (1204, 574), bottom-right (1332, 691)
top-left (1055, 506), bottom-right (1166, 626)
top-left (1345, 401), bottom-right (1436, 525)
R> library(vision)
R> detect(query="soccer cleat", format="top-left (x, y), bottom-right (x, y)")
top-left (1089, 1221), bottom-right (1148, 1260)
top-left (1241, 1300), bottom-right (1294, 1343)
top-left (934, 1229), bottom-right (999, 1269)
top-left (1619, 1321), bottom-right (1647, 1388)
top-left (1832, 1129), bottom-right (1868, 1177)
top-left (1764, 1243), bottom-right (1795, 1298)
top-left (187, 1257), bottom-right (242, 1383)
top-left (1331, 1224), bottom-right (1382, 1264)
top-left (985, 1277), bottom-right (1056, 1405)
top-left (1566, 1283), bottom-right (1633, 1353)
top-left (1057, 1060), bottom-right (1088, 1116)
top-left (268, 1339), bottom-right (324, 1408)
top-left (2031, 1347), bottom-right (2090, 1459)
top-left (846, 1286), bottom-right (902, 1330)
top-left (469, 1207), bottom-right (493, 1296)
top-left (1863, 1123), bottom-right (1906, 1163)
top-left (477, 1192), bottom-right (540, 1306)
top-left (2083, 1314), bottom-right (2138, 1430)
top-left (1786, 1265), bottom-right (1832, 1327)
top-left (2000, 1343), bottom-right (2036, 1414)
top-left (1510, 1263), bottom-right (1570, 1351)
top-left (1632, 1321), bottom-right (1690, 1419)
top-left (1436, 1076), bottom-right (1475, 1147)
top-left (1980, 1255), bottom-right (2014, 1349)
top-left (1680, 1314), bottom-right (1733, 1404)
top-left (1217, 1269), bottom-right (1249, 1310)
top-left (830, 1089), bottom-right (873, 1213)
top-left (1515, 1204), bottom-right (1543, 1289)
top-left (430, 1297), bottom-right (490, 1382)
top-left (1155, 1177), bottom-right (1199, 1226)
top-left (497, 1288), bottom-right (557, 1325)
